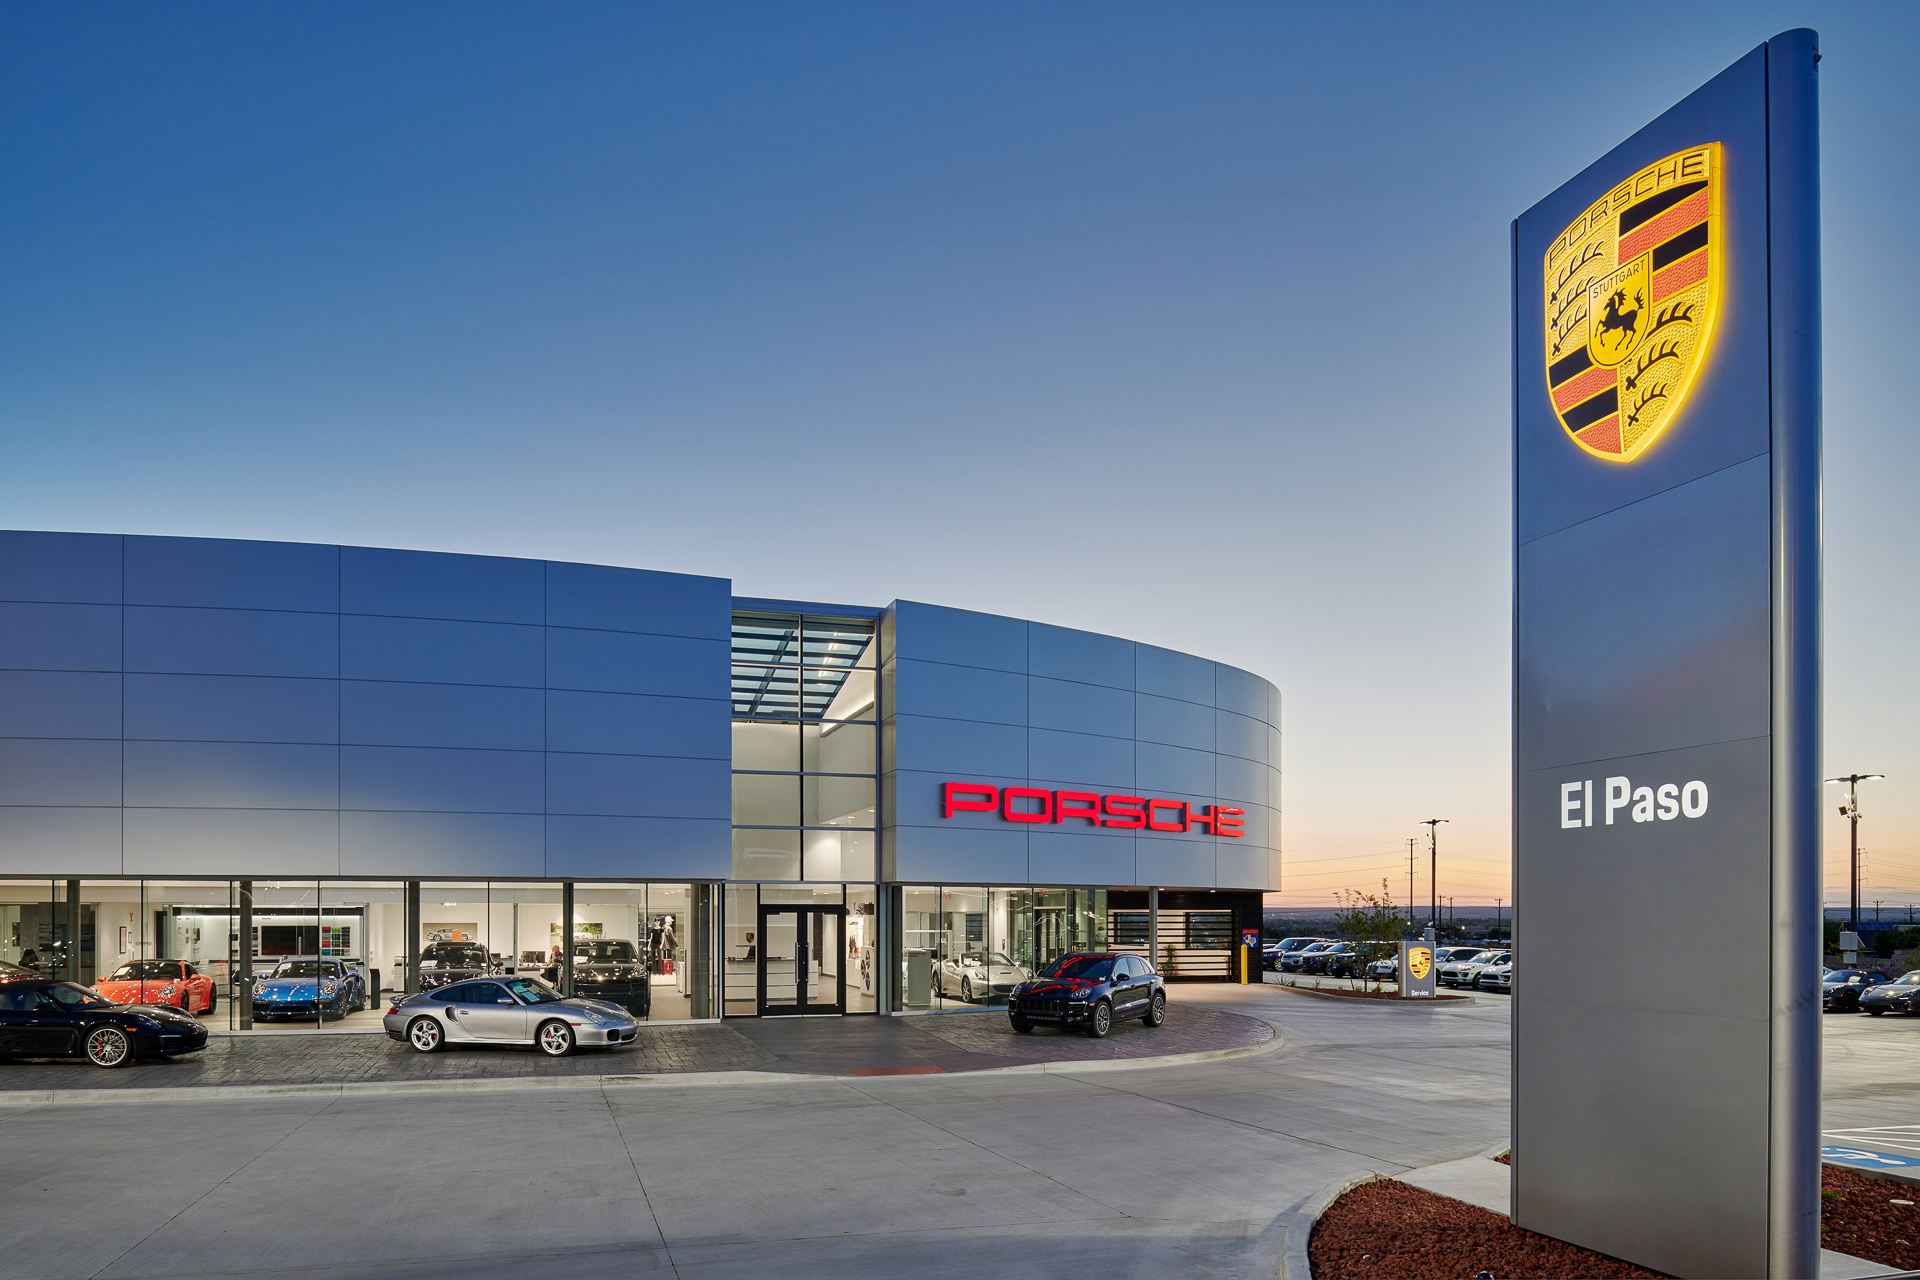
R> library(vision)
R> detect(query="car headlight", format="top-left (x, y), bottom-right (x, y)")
top-left (320, 980), bottom-right (339, 995)
top-left (160, 985), bottom-right (176, 997)
top-left (133, 1014), bottom-right (163, 1028)
top-left (252, 981), bottom-right (265, 994)
top-left (578, 1010), bottom-right (608, 1025)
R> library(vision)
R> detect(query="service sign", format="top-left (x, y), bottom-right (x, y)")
top-left (1511, 31), bottom-right (1820, 1280)
top-left (1399, 941), bottom-right (1436, 1000)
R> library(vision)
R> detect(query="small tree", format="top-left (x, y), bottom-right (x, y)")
top-left (1334, 879), bottom-right (1407, 991)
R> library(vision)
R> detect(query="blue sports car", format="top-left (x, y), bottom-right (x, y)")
top-left (251, 959), bottom-right (368, 1020)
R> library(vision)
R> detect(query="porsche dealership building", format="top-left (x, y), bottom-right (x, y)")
top-left (0, 531), bottom-right (1279, 1026)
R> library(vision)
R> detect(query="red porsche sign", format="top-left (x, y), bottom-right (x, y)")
top-left (941, 782), bottom-right (1244, 836)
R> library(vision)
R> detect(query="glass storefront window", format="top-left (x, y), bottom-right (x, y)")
top-left (732, 830), bottom-right (801, 881)
top-left (732, 720), bottom-right (799, 771)
top-left (890, 885), bottom-right (1110, 1012)
top-left (802, 775), bottom-right (876, 828)
top-left (802, 829), bottom-right (874, 882)
top-left (846, 885), bottom-right (878, 1013)
top-left (802, 720), bottom-right (875, 773)
top-left (733, 773), bottom-right (800, 826)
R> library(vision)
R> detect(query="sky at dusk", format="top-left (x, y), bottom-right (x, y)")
top-left (3, 3), bottom-right (1916, 909)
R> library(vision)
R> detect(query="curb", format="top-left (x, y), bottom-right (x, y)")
top-left (1281, 1169), bottom-right (1387, 1280)
top-left (0, 1018), bottom-right (1284, 1106)
top-left (1265, 984), bottom-right (1474, 1007)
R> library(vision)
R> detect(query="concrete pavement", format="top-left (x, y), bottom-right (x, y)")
top-left (0, 984), bottom-right (1510, 1279)
top-left (15, 989), bottom-right (1918, 1279)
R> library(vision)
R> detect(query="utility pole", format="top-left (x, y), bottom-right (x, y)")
top-left (1421, 819), bottom-right (1448, 932)
top-left (1874, 900), bottom-right (1883, 922)
top-left (1826, 774), bottom-right (1884, 932)
top-left (1406, 839), bottom-right (1417, 929)
top-left (1495, 897), bottom-right (1504, 939)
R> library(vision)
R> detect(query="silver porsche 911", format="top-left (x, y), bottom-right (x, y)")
top-left (383, 973), bottom-right (639, 1056)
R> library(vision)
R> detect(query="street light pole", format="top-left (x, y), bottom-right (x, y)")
top-left (1421, 819), bottom-right (1448, 932)
top-left (1826, 774), bottom-right (1884, 932)
top-left (1406, 838), bottom-right (1417, 929)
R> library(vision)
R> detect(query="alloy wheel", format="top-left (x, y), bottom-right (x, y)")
top-left (86, 1027), bottom-right (131, 1067)
top-left (408, 1017), bottom-right (442, 1052)
top-left (538, 1020), bottom-right (575, 1056)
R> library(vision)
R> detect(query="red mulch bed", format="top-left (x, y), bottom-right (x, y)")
top-left (1309, 1178), bottom-right (1667, 1279)
top-left (1493, 1152), bottom-right (1510, 1165)
top-left (1310, 1162), bottom-right (1920, 1278)
top-left (1821, 1164), bottom-right (1920, 1270)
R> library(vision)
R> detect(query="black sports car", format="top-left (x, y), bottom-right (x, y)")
top-left (1007, 952), bottom-right (1164, 1039)
top-left (544, 938), bottom-right (652, 1018)
top-left (1859, 971), bottom-right (1920, 1016)
top-left (0, 977), bottom-right (209, 1067)
top-left (1822, 969), bottom-right (1889, 1012)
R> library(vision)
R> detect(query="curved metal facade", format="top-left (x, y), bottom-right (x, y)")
top-left (0, 532), bottom-right (1278, 891)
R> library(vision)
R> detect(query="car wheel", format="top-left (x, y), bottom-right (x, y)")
top-left (1086, 999), bottom-right (1113, 1039)
top-left (537, 1019), bottom-right (575, 1056)
top-left (86, 1026), bottom-right (132, 1068)
top-left (1143, 992), bottom-right (1166, 1028)
top-left (203, 988), bottom-right (218, 1017)
top-left (1010, 1017), bottom-right (1033, 1033)
top-left (961, 978), bottom-right (975, 1003)
top-left (407, 1016), bottom-right (444, 1053)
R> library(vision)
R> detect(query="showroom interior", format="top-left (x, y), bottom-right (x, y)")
top-left (0, 532), bottom-right (1279, 1030)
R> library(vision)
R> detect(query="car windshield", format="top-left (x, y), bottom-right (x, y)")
top-left (425, 945), bottom-right (489, 967)
top-left (1471, 952), bottom-right (1502, 963)
top-left (574, 941), bottom-right (637, 963)
top-left (48, 983), bottom-right (115, 1009)
top-left (1040, 956), bottom-right (1114, 980)
top-left (107, 961), bottom-right (181, 981)
top-left (271, 962), bottom-right (337, 978)
top-left (505, 977), bottom-right (563, 1004)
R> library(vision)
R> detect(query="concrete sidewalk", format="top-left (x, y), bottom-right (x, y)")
top-left (0, 1002), bottom-right (1274, 1099)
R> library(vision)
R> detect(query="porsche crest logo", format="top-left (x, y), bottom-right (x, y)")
top-left (1407, 947), bottom-right (1431, 981)
top-left (1544, 144), bottom-right (1722, 461)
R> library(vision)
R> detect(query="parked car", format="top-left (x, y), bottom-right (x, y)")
top-left (252, 959), bottom-right (369, 1020)
top-left (937, 951), bottom-right (1032, 1003)
top-left (1859, 971), bottom-right (1920, 1016)
top-left (1310, 946), bottom-right (1364, 978)
top-left (543, 938), bottom-right (651, 1018)
top-left (1477, 957), bottom-right (1513, 993)
top-left (1439, 950), bottom-right (1508, 989)
top-left (1823, 969), bottom-right (1891, 1013)
top-left (1008, 952), bottom-right (1164, 1039)
top-left (1267, 937), bottom-right (1329, 971)
top-left (0, 976), bottom-right (208, 1067)
top-left (401, 940), bottom-right (495, 992)
top-left (386, 974), bottom-right (638, 1056)
top-left (1366, 955), bottom-right (1400, 981)
top-left (93, 959), bottom-right (218, 1016)
top-left (1281, 941), bottom-right (1340, 974)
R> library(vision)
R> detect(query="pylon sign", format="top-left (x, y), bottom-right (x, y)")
top-left (1511, 30), bottom-right (1820, 1280)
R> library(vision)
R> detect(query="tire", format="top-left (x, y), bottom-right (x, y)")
top-left (1010, 1017), bottom-right (1033, 1033)
top-left (961, 979), bottom-right (974, 1003)
top-left (1086, 1000), bottom-right (1113, 1039)
top-left (1142, 992), bottom-right (1166, 1028)
top-left (407, 1016), bottom-right (444, 1053)
top-left (203, 988), bottom-right (217, 1017)
top-left (537, 1019), bottom-right (575, 1057)
top-left (86, 1026), bottom-right (132, 1068)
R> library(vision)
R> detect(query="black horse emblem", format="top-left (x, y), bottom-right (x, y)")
top-left (1594, 287), bottom-right (1643, 356)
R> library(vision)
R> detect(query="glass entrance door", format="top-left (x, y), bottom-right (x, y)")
top-left (757, 905), bottom-right (846, 1015)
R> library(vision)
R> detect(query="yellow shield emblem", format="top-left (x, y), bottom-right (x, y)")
top-left (1407, 947), bottom-right (1431, 980)
top-left (1544, 144), bottom-right (1722, 462)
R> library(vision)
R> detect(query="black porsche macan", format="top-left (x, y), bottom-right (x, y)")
top-left (1007, 952), bottom-right (1165, 1038)
top-left (0, 977), bottom-right (210, 1067)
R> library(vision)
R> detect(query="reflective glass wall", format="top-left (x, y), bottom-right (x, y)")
top-left (892, 885), bottom-right (1107, 1012)
top-left (730, 613), bottom-right (878, 882)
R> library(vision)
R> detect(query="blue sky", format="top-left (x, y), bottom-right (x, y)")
top-left (4, 3), bottom-right (1916, 907)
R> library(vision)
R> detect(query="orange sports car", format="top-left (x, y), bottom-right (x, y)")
top-left (94, 960), bottom-right (217, 1016)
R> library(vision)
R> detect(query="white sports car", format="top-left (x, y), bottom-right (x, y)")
top-left (937, 952), bottom-right (1032, 1003)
